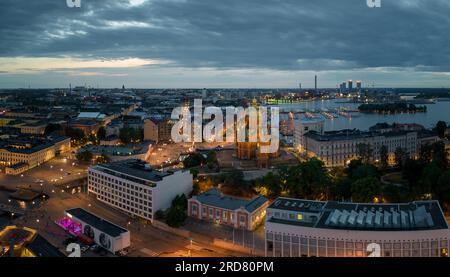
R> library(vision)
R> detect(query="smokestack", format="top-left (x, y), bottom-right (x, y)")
top-left (314, 75), bottom-right (317, 91)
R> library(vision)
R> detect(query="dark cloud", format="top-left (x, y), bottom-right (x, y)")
top-left (0, 0), bottom-right (449, 72)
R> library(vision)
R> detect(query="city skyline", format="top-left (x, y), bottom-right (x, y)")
top-left (0, 0), bottom-right (450, 88)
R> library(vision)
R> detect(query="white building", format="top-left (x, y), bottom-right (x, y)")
top-left (293, 118), bottom-right (324, 152)
top-left (265, 198), bottom-right (450, 257)
top-left (88, 159), bottom-right (193, 222)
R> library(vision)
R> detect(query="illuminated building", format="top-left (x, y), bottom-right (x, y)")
top-left (265, 198), bottom-right (450, 257)
top-left (293, 118), bottom-right (324, 153)
top-left (302, 129), bottom-right (418, 167)
top-left (188, 188), bottom-right (268, 231)
top-left (88, 159), bottom-right (193, 222)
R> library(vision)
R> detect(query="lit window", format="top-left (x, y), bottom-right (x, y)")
top-left (297, 213), bottom-right (303, 220)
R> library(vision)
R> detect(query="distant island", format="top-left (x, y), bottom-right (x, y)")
top-left (358, 103), bottom-right (427, 113)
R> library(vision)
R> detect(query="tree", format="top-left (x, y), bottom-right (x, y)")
top-left (255, 172), bottom-right (282, 198)
top-left (119, 128), bottom-right (143, 144)
top-left (44, 123), bottom-right (62, 135)
top-left (206, 150), bottom-right (218, 170)
top-left (419, 144), bottom-right (433, 164)
top-left (183, 153), bottom-right (206, 168)
top-left (436, 172), bottom-right (450, 209)
top-left (66, 127), bottom-right (85, 141)
top-left (421, 161), bottom-right (443, 195)
top-left (165, 207), bottom-right (187, 228)
top-left (76, 150), bottom-right (93, 163)
top-left (402, 158), bottom-right (423, 190)
top-left (190, 168), bottom-right (199, 178)
top-left (394, 147), bottom-right (407, 168)
top-left (172, 194), bottom-right (188, 211)
top-left (97, 126), bottom-right (106, 141)
top-left (87, 133), bottom-right (98, 145)
top-left (356, 143), bottom-right (373, 163)
top-left (379, 145), bottom-right (389, 169)
top-left (96, 154), bottom-right (110, 164)
top-left (346, 159), bottom-right (378, 181)
top-left (351, 176), bottom-right (382, 203)
top-left (435, 121), bottom-right (447, 139)
top-left (329, 167), bottom-right (351, 201)
top-left (223, 169), bottom-right (245, 188)
top-left (431, 141), bottom-right (448, 168)
top-left (154, 210), bottom-right (165, 220)
top-left (294, 158), bottom-right (330, 199)
top-left (165, 194), bottom-right (188, 228)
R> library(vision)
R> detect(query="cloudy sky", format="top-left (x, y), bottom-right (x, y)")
top-left (0, 0), bottom-right (449, 88)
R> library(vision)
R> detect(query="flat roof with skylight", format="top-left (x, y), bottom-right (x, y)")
top-left (267, 198), bottom-right (449, 231)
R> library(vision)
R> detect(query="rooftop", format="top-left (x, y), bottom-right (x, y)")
top-left (193, 188), bottom-right (268, 213)
top-left (66, 208), bottom-right (128, 237)
top-left (268, 197), bottom-right (449, 231)
top-left (304, 129), bottom-right (415, 142)
top-left (77, 112), bottom-right (106, 119)
top-left (26, 234), bottom-right (65, 257)
top-left (0, 135), bottom-right (69, 154)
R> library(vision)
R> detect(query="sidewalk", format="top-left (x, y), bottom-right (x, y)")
top-left (181, 218), bottom-right (266, 256)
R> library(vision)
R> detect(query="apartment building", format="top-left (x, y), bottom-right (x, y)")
top-left (144, 117), bottom-right (174, 143)
top-left (293, 118), bottom-right (325, 152)
top-left (302, 129), bottom-right (418, 167)
top-left (0, 136), bottom-right (71, 175)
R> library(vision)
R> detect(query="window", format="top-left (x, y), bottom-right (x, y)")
top-left (297, 213), bottom-right (303, 220)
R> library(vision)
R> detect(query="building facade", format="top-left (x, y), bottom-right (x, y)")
top-left (88, 159), bottom-right (193, 222)
top-left (293, 118), bottom-right (325, 152)
top-left (188, 188), bottom-right (268, 231)
top-left (0, 136), bottom-right (71, 175)
top-left (265, 198), bottom-right (450, 257)
top-left (144, 117), bottom-right (174, 143)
